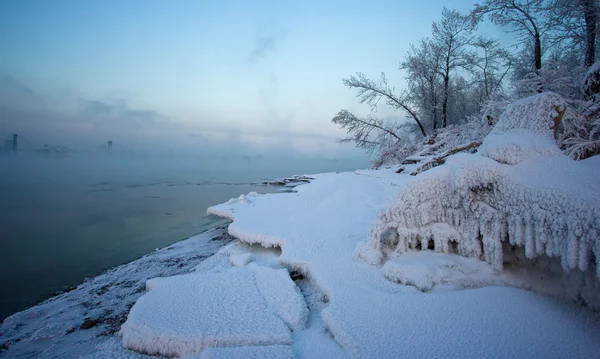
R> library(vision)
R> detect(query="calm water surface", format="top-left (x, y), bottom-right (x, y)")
top-left (0, 152), bottom-right (368, 320)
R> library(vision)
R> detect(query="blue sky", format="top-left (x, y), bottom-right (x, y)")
top-left (0, 0), bottom-right (502, 156)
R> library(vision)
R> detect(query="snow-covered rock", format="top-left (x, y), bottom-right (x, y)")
top-left (360, 92), bottom-right (600, 309)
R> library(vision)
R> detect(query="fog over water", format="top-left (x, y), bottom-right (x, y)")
top-left (0, 151), bottom-right (369, 320)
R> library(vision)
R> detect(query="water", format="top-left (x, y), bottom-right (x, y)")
top-left (0, 151), bottom-right (368, 320)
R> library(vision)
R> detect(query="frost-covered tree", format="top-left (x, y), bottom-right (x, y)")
top-left (432, 8), bottom-right (477, 128)
top-left (471, 36), bottom-right (513, 100)
top-left (546, 0), bottom-right (599, 66)
top-left (331, 110), bottom-right (403, 153)
top-left (472, 0), bottom-right (549, 92)
top-left (400, 38), bottom-right (443, 131)
top-left (340, 73), bottom-right (427, 137)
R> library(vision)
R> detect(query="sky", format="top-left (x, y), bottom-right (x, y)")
top-left (0, 0), bottom-right (503, 157)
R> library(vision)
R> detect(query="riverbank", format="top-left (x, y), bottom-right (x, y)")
top-left (2, 168), bottom-right (600, 358)
top-left (0, 224), bottom-right (234, 358)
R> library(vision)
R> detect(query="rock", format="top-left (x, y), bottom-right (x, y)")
top-left (289, 271), bottom-right (304, 281)
top-left (80, 318), bottom-right (95, 330)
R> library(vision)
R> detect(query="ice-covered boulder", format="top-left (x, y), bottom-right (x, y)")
top-left (358, 92), bottom-right (600, 309)
top-left (120, 265), bottom-right (307, 357)
top-left (478, 92), bottom-right (565, 164)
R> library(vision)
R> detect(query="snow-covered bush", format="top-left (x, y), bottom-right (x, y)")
top-left (356, 92), bottom-right (600, 310)
top-left (559, 103), bottom-right (600, 160)
top-left (557, 63), bottom-right (600, 160)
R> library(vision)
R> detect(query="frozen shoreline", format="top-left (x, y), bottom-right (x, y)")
top-left (2, 166), bottom-right (600, 358)
top-left (0, 224), bottom-right (235, 358)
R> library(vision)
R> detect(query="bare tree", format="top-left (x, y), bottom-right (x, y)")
top-left (473, 0), bottom-right (549, 92)
top-left (432, 8), bottom-right (477, 128)
top-left (342, 72), bottom-right (427, 136)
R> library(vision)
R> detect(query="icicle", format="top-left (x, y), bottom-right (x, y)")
top-left (490, 219), bottom-right (504, 271)
top-left (514, 217), bottom-right (525, 247)
top-left (434, 237), bottom-right (443, 253)
top-left (525, 218), bottom-right (535, 259)
top-left (396, 230), bottom-right (407, 253)
top-left (566, 235), bottom-right (579, 271)
top-left (578, 240), bottom-right (590, 272)
top-left (508, 215), bottom-right (517, 246)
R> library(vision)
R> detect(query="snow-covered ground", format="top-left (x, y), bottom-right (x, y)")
top-left (2, 140), bottom-right (600, 357)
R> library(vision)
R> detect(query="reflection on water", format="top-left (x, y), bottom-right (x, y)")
top-left (0, 152), bottom-right (368, 320)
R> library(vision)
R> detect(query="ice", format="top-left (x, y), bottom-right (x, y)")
top-left (119, 265), bottom-right (307, 357)
top-left (251, 264), bottom-right (309, 331)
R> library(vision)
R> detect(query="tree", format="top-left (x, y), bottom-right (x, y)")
top-left (400, 38), bottom-right (443, 131)
top-left (431, 8), bottom-right (477, 128)
top-left (331, 110), bottom-right (402, 153)
top-left (471, 36), bottom-right (513, 99)
top-left (342, 72), bottom-right (427, 136)
top-left (546, 0), bottom-right (599, 67)
top-left (473, 0), bottom-right (549, 91)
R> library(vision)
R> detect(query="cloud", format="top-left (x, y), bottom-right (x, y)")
top-left (81, 98), bottom-right (167, 123)
top-left (0, 75), bottom-right (172, 149)
top-left (247, 25), bottom-right (285, 64)
top-left (0, 74), bottom-right (46, 109)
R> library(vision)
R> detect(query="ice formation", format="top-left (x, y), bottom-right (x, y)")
top-left (358, 92), bottom-right (600, 308)
top-left (119, 265), bottom-right (307, 357)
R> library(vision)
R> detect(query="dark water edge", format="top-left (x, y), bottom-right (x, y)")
top-left (0, 184), bottom-right (274, 322)
top-left (0, 153), bottom-right (367, 321)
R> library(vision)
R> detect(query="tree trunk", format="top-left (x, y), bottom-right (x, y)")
top-left (442, 73), bottom-right (449, 128)
top-left (430, 83), bottom-right (438, 131)
top-left (442, 49), bottom-right (450, 128)
top-left (584, 0), bottom-right (597, 67)
top-left (534, 32), bottom-right (543, 93)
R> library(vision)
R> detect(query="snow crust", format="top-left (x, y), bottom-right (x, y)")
top-left (119, 265), bottom-right (307, 357)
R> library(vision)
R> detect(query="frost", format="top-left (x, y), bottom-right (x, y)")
top-left (582, 61), bottom-right (600, 98)
top-left (361, 93), bottom-right (600, 309)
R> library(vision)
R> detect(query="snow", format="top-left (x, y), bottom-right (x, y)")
top-left (120, 264), bottom-right (307, 357)
top-left (363, 93), bottom-right (600, 309)
top-left (4, 92), bottom-right (600, 358)
top-left (582, 61), bottom-right (600, 97)
top-left (205, 163), bottom-right (600, 358)
top-left (190, 345), bottom-right (294, 359)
